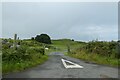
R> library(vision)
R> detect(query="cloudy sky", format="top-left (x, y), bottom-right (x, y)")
top-left (2, 2), bottom-right (118, 41)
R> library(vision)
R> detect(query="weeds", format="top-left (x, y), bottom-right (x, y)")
top-left (67, 41), bottom-right (119, 67)
top-left (2, 39), bottom-right (48, 74)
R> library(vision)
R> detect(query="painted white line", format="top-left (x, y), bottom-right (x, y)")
top-left (61, 59), bottom-right (84, 69)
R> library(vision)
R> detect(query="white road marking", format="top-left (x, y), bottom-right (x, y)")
top-left (61, 59), bottom-right (84, 69)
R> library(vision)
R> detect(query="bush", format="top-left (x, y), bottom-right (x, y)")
top-left (2, 46), bottom-right (28, 62)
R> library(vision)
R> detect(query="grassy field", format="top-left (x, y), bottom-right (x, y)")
top-left (51, 39), bottom-right (85, 52)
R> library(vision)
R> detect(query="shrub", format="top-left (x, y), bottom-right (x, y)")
top-left (26, 47), bottom-right (45, 55)
top-left (2, 46), bottom-right (29, 62)
top-left (72, 41), bottom-right (118, 58)
top-left (2, 43), bottom-right (11, 49)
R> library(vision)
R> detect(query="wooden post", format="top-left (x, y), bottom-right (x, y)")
top-left (67, 44), bottom-right (71, 53)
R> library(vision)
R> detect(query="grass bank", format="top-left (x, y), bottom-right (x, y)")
top-left (52, 39), bottom-right (119, 67)
top-left (3, 55), bottom-right (48, 75)
top-left (2, 39), bottom-right (50, 75)
top-left (66, 51), bottom-right (119, 67)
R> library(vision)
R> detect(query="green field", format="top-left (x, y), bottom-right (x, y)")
top-left (51, 39), bottom-right (85, 52)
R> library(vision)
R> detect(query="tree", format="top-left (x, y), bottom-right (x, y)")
top-left (31, 37), bottom-right (34, 40)
top-left (71, 39), bottom-right (74, 41)
top-left (35, 34), bottom-right (51, 44)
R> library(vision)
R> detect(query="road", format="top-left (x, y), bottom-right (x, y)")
top-left (3, 52), bottom-right (119, 78)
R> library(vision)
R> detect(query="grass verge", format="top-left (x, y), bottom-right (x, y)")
top-left (66, 52), bottom-right (119, 67)
top-left (2, 55), bottom-right (48, 75)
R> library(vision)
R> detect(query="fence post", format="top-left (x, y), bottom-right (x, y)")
top-left (67, 44), bottom-right (71, 53)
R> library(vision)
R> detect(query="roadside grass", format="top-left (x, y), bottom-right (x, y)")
top-left (2, 39), bottom-right (63, 75)
top-left (52, 39), bottom-right (119, 67)
top-left (67, 51), bottom-right (119, 67)
top-left (2, 55), bottom-right (48, 75)
top-left (2, 40), bottom-right (49, 75)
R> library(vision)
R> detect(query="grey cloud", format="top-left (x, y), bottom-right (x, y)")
top-left (2, 2), bottom-right (118, 41)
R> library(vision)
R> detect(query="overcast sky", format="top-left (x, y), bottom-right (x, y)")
top-left (2, 2), bottom-right (118, 41)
